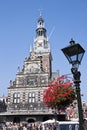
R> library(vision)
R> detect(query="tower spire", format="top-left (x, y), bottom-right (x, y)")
top-left (34, 14), bottom-right (50, 53)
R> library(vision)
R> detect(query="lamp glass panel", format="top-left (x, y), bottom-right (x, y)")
top-left (70, 55), bottom-right (77, 63)
top-left (78, 53), bottom-right (84, 63)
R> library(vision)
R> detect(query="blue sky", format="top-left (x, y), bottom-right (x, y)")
top-left (0, 0), bottom-right (87, 101)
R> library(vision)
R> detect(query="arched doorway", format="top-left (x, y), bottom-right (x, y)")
top-left (13, 116), bottom-right (20, 123)
top-left (26, 118), bottom-right (36, 123)
top-left (28, 119), bottom-right (35, 123)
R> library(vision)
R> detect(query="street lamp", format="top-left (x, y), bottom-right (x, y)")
top-left (61, 39), bottom-right (85, 130)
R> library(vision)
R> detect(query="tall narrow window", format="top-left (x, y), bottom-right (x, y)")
top-left (32, 92), bottom-right (35, 103)
top-left (28, 92), bottom-right (35, 103)
top-left (13, 93), bottom-right (20, 103)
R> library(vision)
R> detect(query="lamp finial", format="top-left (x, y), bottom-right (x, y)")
top-left (70, 38), bottom-right (75, 45)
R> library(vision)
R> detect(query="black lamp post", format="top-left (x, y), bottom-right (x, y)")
top-left (61, 39), bottom-right (85, 130)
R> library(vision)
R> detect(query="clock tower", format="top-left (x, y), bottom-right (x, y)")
top-left (34, 16), bottom-right (50, 53)
top-left (33, 16), bottom-right (52, 77)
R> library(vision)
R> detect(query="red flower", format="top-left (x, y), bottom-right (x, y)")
top-left (43, 76), bottom-right (76, 110)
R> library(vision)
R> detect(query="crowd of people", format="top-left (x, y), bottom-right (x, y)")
top-left (0, 120), bottom-right (87, 130)
top-left (0, 122), bottom-right (59, 130)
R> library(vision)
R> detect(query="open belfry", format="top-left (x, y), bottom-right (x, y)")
top-left (1, 15), bottom-right (59, 123)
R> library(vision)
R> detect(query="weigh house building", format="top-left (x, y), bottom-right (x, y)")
top-left (0, 16), bottom-right (59, 123)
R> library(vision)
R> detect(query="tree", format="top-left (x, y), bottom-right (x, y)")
top-left (43, 76), bottom-right (76, 110)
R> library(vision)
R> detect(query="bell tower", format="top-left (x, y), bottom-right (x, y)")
top-left (34, 16), bottom-right (50, 54)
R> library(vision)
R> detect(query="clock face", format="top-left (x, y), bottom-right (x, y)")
top-left (38, 42), bottom-right (42, 47)
top-left (38, 40), bottom-right (43, 47)
top-left (26, 63), bottom-right (39, 73)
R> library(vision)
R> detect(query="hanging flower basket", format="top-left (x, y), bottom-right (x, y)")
top-left (43, 76), bottom-right (76, 110)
